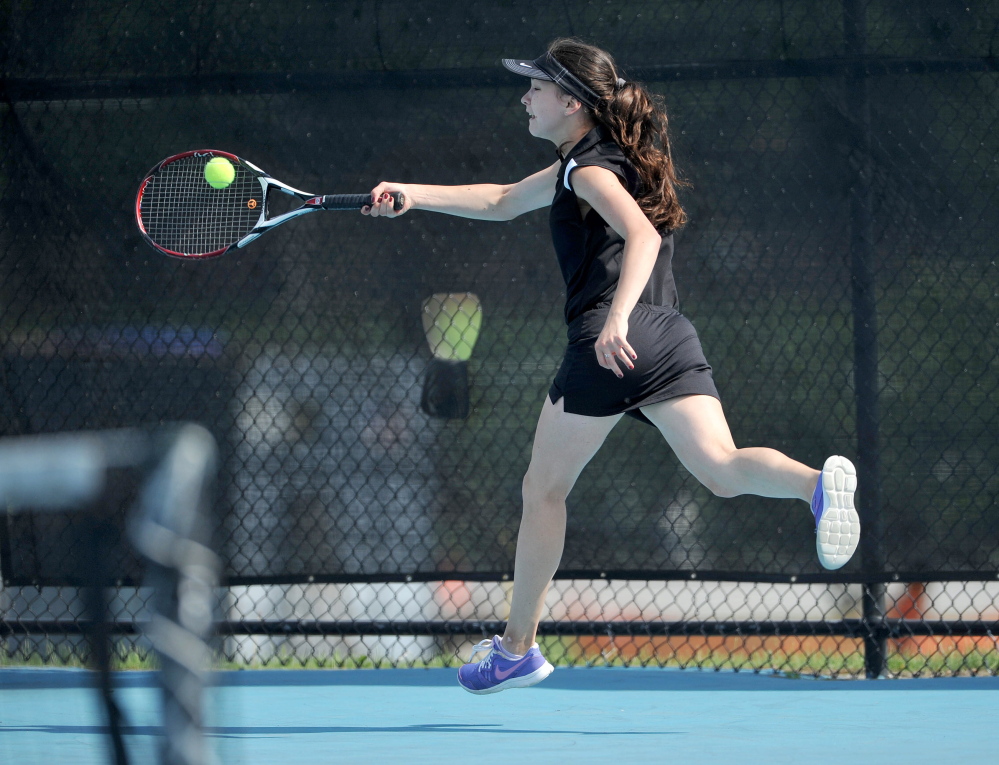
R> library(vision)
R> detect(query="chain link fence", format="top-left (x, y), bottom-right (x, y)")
top-left (2, 1), bottom-right (998, 678)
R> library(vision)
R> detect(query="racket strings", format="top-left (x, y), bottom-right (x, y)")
top-left (139, 156), bottom-right (261, 256)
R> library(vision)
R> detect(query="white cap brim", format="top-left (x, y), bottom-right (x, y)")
top-left (501, 58), bottom-right (552, 81)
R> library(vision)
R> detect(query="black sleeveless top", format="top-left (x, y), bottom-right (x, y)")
top-left (549, 125), bottom-right (679, 325)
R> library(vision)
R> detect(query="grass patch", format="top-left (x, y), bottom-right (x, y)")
top-left (0, 641), bottom-right (159, 671)
top-left (4, 636), bottom-right (997, 678)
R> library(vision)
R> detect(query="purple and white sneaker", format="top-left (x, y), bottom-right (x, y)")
top-left (812, 455), bottom-right (860, 570)
top-left (457, 636), bottom-right (554, 695)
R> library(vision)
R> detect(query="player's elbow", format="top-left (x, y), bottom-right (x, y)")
top-left (645, 223), bottom-right (663, 247)
top-left (492, 204), bottom-right (518, 222)
top-left (628, 227), bottom-right (661, 251)
top-left (642, 223), bottom-right (663, 249)
top-left (493, 186), bottom-right (521, 221)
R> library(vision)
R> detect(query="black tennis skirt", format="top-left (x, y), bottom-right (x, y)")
top-left (548, 302), bottom-right (720, 425)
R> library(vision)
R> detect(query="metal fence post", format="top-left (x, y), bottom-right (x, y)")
top-left (844, 0), bottom-right (887, 678)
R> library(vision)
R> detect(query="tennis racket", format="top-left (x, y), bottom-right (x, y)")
top-left (135, 149), bottom-right (403, 259)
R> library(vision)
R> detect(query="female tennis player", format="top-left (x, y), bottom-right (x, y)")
top-left (363, 38), bottom-right (860, 694)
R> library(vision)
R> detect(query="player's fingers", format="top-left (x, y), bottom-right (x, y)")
top-left (619, 342), bottom-right (637, 369)
top-left (601, 335), bottom-right (635, 369)
top-left (597, 349), bottom-right (624, 378)
top-left (367, 185), bottom-right (385, 211)
top-left (376, 192), bottom-right (399, 217)
top-left (609, 356), bottom-right (624, 378)
top-left (364, 186), bottom-right (407, 215)
top-left (367, 194), bottom-right (390, 217)
top-left (366, 184), bottom-right (393, 216)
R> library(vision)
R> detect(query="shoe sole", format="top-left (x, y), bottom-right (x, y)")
top-left (458, 661), bottom-right (555, 695)
top-left (815, 456), bottom-right (860, 570)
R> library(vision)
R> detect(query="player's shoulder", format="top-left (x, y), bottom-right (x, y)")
top-left (567, 132), bottom-right (636, 192)
top-left (581, 135), bottom-right (626, 162)
top-left (573, 129), bottom-right (631, 174)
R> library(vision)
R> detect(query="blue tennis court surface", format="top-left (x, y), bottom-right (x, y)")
top-left (2, 667), bottom-right (997, 764)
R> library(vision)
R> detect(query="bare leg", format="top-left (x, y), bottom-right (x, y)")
top-left (501, 396), bottom-right (622, 656)
top-left (502, 393), bottom-right (819, 657)
top-left (640, 394), bottom-right (819, 501)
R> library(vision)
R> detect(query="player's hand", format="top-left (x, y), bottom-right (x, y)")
top-left (363, 182), bottom-right (411, 217)
top-left (595, 313), bottom-right (637, 378)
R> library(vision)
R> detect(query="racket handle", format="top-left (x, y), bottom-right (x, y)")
top-left (319, 192), bottom-right (404, 211)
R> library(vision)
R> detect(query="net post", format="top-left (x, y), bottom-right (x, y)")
top-left (844, 0), bottom-right (887, 679)
top-left (130, 423), bottom-right (221, 765)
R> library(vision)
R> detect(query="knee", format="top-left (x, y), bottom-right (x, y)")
top-left (693, 458), bottom-right (742, 499)
top-left (522, 469), bottom-right (569, 508)
top-left (702, 478), bottom-right (741, 499)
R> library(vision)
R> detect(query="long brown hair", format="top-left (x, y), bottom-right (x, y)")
top-left (548, 37), bottom-right (688, 231)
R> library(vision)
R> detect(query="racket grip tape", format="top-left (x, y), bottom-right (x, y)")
top-left (320, 192), bottom-right (404, 211)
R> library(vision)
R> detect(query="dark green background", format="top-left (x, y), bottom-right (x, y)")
top-left (1, 1), bottom-right (997, 582)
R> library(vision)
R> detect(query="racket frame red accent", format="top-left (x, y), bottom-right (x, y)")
top-left (136, 150), bottom-right (256, 259)
top-left (136, 150), bottom-right (381, 259)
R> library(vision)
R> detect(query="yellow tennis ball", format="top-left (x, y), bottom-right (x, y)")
top-left (204, 157), bottom-right (235, 189)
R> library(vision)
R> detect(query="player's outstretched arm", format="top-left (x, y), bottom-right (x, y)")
top-left (363, 161), bottom-right (559, 222)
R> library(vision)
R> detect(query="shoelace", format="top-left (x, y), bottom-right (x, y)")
top-left (467, 638), bottom-right (497, 670)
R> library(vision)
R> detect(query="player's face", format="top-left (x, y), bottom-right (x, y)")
top-left (521, 79), bottom-right (570, 140)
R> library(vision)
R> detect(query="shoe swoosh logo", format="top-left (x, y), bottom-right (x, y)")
top-left (494, 657), bottom-right (532, 681)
